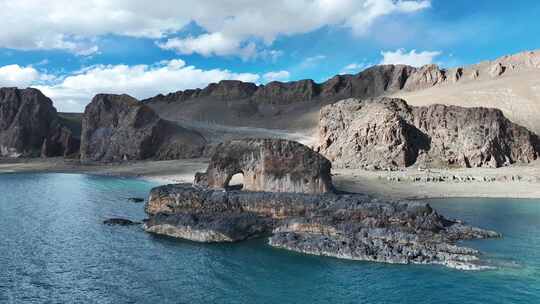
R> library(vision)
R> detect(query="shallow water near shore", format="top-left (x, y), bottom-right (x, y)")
top-left (0, 173), bottom-right (539, 303)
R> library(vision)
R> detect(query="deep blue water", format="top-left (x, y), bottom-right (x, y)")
top-left (1, 173), bottom-right (539, 304)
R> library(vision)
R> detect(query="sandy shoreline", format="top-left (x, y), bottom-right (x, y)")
top-left (1, 158), bottom-right (540, 200)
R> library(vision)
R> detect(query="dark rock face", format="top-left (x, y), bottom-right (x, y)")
top-left (0, 88), bottom-right (79, 158)
top-left (80, 94), bottom-right (207, 162)
top-left (145, 80), bottom-right (258, 104)
top-left (143, 65), bottom-right (424, 107)
top-left (145, 184), bottom-right (499, 269)
top-left (194, 139), bottom-right (333, 194)
top-left (253, 80), bottom-right (318, 104)
top-left (319, 98), bottom-right (540, 169)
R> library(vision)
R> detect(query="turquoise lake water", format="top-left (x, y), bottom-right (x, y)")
top-left (0, 173), bottom-right (539, 303)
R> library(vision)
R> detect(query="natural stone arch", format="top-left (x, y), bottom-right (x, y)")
top-left (226, 171), bottom-right (245, 190)
top-left (194, 138), bottom-right (333, 194)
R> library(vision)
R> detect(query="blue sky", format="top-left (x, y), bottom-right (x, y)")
top-left (0, 0), bottom-right (538, 112)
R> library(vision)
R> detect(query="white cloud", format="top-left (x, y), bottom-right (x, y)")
top-left (159, 1), bottom-right (430, 58)
top-left (263, 70), bottom-right (290, 82)
top-left (345, 0), bottom-right (431, 35)
top-left (299, 55), bottom-right (327, 68)
top-left (0, 65), bottom-right (41, 87)
top-left (30, 59), bottom-right (259, 112)
top-left (0, 1), bottom-right (431, 56)
top-left (157, 33), bottom-right (257, 60)
top-left (380, 48), bottom-right (441, 67)
top-left (340, 62), bottom-right (371, 74)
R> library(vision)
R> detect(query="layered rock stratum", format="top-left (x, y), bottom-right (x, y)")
top-left (80, 94), bottom-right (206, 162)
top-left (318, 98), bottom-right (540, 169)
top-left (194, 138), bottom-right (333, 194)
top-left (144, 183), bottom-right (499, 270)
top-left (0, 87), bottom-right (79, 158)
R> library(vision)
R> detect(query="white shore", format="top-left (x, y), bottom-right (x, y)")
top-left (1, 158), bottom-right (539, 199)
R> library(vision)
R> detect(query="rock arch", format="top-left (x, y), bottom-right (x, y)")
top-left (194, 139), bottom-right (333, 194)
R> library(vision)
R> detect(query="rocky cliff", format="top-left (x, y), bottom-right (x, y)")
top-left (144, 183), bottom-right (499, 270)
top-left (0, 87), bottom-right (79, 158)
top-left (194, 138), bottom-right (333, 194)
top-left (319, 97), bottom-right (540, 169)
top-left (80, 94), bottom-right (206, 162)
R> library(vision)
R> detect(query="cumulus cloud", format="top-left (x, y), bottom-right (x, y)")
top-left (29, 59), bottom-right (259, 112)
top-left (0, 65), bottom-right (43, 87)
top-left (158, 0), bottom-right (430, 58)
top-left (345, 0), bottom-right (431, 35)
top-left (262, 70), bottom-right (290, 82)
top-left (157, 33), bottom-right (258, 60)
top-left (0, 1), bottom-right (431, 57)
top-left (380, 48), bottom-right (441, 67)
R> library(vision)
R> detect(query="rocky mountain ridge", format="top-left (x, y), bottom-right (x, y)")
top-left (144, 50), bottom-right (540, 106)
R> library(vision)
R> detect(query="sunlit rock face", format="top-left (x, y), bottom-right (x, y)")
top-left (80, 94), bottom-right (207, 162)
top-left (318, 97), bottom-right (540, 169)
top-left (194, 138), bottom-right (333, 194)
top-left (0, 87), bottom-right (79, 158)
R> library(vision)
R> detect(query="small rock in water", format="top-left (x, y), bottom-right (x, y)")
top-left (103, 218), bottom-right (140, 226)
top-left (127, 197), bottom-right (145, 203)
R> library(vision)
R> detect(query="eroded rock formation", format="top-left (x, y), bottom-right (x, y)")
top-left (319, 98), bottom-right (540, 169)
top-left (144, 183), bottom-right (500, 270)
top-left (80, 94), bottom-right (206, 162)
top-left (0, 87), bottom-right (79, 158)
top-left (194, 138), bottom-right (333, 194)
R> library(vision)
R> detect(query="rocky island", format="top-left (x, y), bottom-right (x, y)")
top-left (144, 138), bottom-right (499, 270)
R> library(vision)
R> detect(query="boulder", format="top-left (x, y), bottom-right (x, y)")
top-left (0, 87), bottom-right (79, 158)
top-left (80, 94), bottom-right (206, 162)
top-left (194, 138), bottom-right (333, 194)
top-left (318, 97), bottom-right (540, 169)
top-left (489, 62), bottom-right (506, 77)
top-left (144, 183), bottom-right (500, 269)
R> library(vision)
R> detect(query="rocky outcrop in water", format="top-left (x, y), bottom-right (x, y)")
top-left (80, 94), bottom-right (206, 162)
top-left (318, 98), bottom-right (540, 169)
top-left (194, 138), bottom-right (333, 194)
top-left (0, 87), bottom-right (79, 158)
top-left (103, 218), bottom-right (140, 226)
top-left (144, 183), bottom-right (499, 270)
